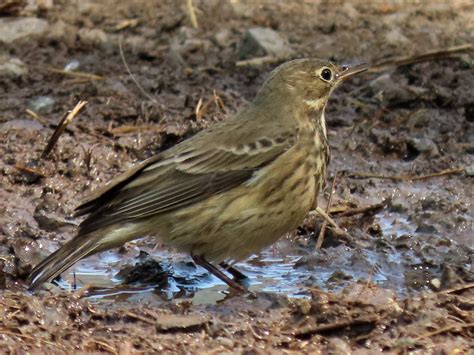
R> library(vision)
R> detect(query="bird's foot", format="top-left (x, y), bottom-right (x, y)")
top-left (192, 256), bottom-right (248, 293)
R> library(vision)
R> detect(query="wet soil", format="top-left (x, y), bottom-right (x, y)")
top-left (0, 0), bottom-right (473, 353)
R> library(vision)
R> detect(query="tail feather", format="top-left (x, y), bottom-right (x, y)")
top-left (27, 233), bottom-right (101, 290)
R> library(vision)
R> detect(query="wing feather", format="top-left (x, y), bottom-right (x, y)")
top-left (75, 127), bottom-right (296, 235)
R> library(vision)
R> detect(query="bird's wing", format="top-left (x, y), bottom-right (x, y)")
top-left (75, 126), bottom-right (296, 235)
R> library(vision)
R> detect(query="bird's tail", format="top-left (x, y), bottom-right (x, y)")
top-left (27, 232), bottom-right (103, 290)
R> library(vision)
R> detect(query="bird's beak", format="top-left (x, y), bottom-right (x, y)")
top-left (336, 63), bottom-right (369, 80)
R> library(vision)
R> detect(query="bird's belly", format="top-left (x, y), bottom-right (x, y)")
top-left (159, 145), bottom-right (320, 263)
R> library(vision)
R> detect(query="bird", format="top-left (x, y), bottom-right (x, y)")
top-left (27, 58), bottom-right (367, 291)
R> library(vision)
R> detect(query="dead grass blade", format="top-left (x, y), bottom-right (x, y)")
top-left (236, 56), bottom-right (280, 67)
top-left (47, 67), bottom-right (104, 81)
top-left (368, 44), bottom-right (473, 73)
top-left (118, 36), bottom-right (158, 105)
top-left (25, 108), bottom-right (48, 125)
top-left (186, 0), bottom-right (199, 29)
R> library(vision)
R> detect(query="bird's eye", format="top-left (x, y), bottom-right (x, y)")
top-left (320, 68), bottom-right (332, 82)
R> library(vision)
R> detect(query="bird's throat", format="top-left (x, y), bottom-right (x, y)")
top-left (303, 101), bottom-right (328, 141)
top-left (303, 97), bottom-right (326, 111)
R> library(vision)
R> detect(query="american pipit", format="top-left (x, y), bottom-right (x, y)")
top-left (28, 59), bottom-right (367, 291)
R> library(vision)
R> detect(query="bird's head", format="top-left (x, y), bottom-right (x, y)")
top-left (254, 58), bottom-right (368, 113)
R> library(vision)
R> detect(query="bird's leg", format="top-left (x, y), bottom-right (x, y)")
top-left (219, 262), bottom-right (248, 281)
top-left (192, 255), bottom-right (246, 292)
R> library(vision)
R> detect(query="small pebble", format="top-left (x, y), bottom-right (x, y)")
top-left (217, 337), bottom-right (234, 349)
top-left (465, 165), bottom-right (474, 177)
top-left (430, 278), bottom-right (441, 289)
top-left (64, 59), bottom-right (80, 71)
top-left (28, 96), bottom-right (55, 113)
top-left (239, 27), bottom-right (294, 60)
top-left (0, 56), bottom-right (28, 77)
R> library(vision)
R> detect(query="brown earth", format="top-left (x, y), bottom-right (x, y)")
top-left (0, 0), bottom-right (473, 353)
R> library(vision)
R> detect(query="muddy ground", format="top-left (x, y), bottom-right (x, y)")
top-left (0, 0), bottom-right (473, 353)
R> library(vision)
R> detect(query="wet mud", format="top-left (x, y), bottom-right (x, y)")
top-left (0, 0), bottom-right (473, 352)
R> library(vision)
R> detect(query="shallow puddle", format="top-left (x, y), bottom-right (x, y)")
top-left (47, 208), bottom-right (455, 305)
top-left (57, 246), bottom-right (310, 305)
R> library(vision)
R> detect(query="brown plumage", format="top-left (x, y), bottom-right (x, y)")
top-left (28, 59), bottom-right (367, 291)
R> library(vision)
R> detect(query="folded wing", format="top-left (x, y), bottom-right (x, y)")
top-left (75, 130), bottom-right (296, 235)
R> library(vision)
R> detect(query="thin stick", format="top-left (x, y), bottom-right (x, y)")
top-left (186, 0), bottom-right (198, 29)
top-left (311, 207), bottom-right (349, 238)
top-left (124, 311), bottom-right (156, 325)
top-left (331, 199), bottom-right (390, 218)
top-left (316, 173), bottom-right (338, 249)
top-left (315, 219), bottom-right (328, 249)
top-left (15, 163), bottom-right (47, 178)
top-left (347, 167), bottom-right (465, 181)
top-left (295, 315), bottom-right (379, 337)
top-left (368, 44), bottom-right (473, 73)
top-left (41, 100), bottom-right (88, 159)
top-left (415, 323), bottom-right (474, 340)
top-left (440, 282), bottom-right (474, 295)
top-left (118, 36), bottom-right (158, 104)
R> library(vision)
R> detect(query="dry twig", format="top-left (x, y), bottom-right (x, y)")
top-left (124, 311), bottom-right (156, 325)
top-left (368, 44), bottom-right (473, 73)
top-left (311, 207), bottom-right (349, 238)
top-left (331, 199), bottom-right (390, 218)
top-left (346, 167), bottom-right (465, 181)
top-left (415, 323), bottom-right (474, 341)
top-left (295, 315), bottom-right (380, 337)
top-left (42, 100), bottom-right (88, 159)
top-left (14, 163), bottom-right (47, 178)
top-left (440, 282), bottom-right (474, 295)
